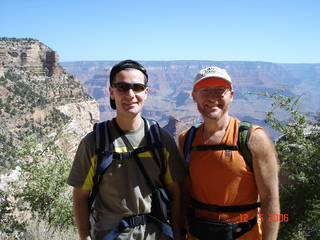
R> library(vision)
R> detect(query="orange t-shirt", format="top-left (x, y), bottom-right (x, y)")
top-left (179, 117), bottom-right (262, 240)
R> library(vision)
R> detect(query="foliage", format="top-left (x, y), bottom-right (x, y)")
top-left (0, 188), bottom-right (26, 236)
top-left (258, 89), bottom-right (320, 239)
top-left (0, 133), bottom-right (75, 237)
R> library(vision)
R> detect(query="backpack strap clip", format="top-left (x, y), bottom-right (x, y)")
top-left (123, 215), bottom-right (147, 227)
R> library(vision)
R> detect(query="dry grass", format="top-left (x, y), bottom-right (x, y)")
top-left (0, 219), bottom-right (78, 240)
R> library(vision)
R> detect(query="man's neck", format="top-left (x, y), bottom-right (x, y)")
top-left (201, 115), bottom-right (231, 144)
top-left (115, 114), bottom-right (142, 131)
top-left (203, 114), bottom-right (231, 134)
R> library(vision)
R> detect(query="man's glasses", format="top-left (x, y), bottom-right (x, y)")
top-left (196, 87), bottom-right (231, 98)
top-left (112, 82), bottom-right (147, 93)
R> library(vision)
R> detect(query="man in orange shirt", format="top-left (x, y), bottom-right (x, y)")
top-left (178, 67), bottom-right (280, 240)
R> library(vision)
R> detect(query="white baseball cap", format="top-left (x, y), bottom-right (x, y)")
top-left (193, 66), bottom-right (233, 89)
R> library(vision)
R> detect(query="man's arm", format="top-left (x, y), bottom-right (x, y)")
top-left (166, 181), bottom-right (182, 240)
top-left (249, 129), bottom-right (280, 240)
top-left (73, 188), bottom-right (92, 240)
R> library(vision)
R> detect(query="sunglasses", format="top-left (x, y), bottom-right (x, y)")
top-left (112, 82), bottom-right (147, 93)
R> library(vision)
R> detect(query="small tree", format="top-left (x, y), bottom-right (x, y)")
top-left (0, 133), bottom-right (75, 237)
top-left (258, 89), bottom-right (320, 239)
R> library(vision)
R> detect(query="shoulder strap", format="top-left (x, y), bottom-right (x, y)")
top-left (88, 121), bottom-right (113, 210)
top-left (183, 121), bottom-right (253, 171)
top-left (89, 118), bottom-right (166, 209)
top-left (94, 121), bottom-right (109, 153)
top-left (184, 121), bottom-right (259, 212)
top-left (238, 121), bottom-right (253, 172)
top-left (143, 118), bottom-right (166, 177)
top-left (184, 122), bottom-right (202, 167)
top-left (133, 118), bottom-right (166, 189)
top-left (111, 117), bottom-right (165, 174)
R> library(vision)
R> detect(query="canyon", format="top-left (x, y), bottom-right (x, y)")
top-left (62, 60), bottom-right (320, 139)
top-left (0, 37), bottom-right (319, 172)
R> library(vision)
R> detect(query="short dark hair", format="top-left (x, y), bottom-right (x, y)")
top-left (109, 59), bottom-right (148, 85)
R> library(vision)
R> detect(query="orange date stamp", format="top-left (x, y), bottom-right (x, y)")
top-left (240, 213), bottom-right (289, 222)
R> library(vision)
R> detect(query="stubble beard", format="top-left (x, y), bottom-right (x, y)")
top-left (197, 101), bottom-right (230, 121)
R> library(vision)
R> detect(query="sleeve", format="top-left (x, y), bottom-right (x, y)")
top-left (67, 132), bottom-right (97, 190)
top-left (160, 128), bottom-right (187, 185)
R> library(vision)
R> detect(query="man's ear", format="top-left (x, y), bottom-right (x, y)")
top-left (229, 90), bottom-right (235, 102)
top-left (109, 86), bottom-right (115, 100)
top-left (191, 90), bottom-right (196, 102)
top-left (144, 87), bottom-right (149, 100)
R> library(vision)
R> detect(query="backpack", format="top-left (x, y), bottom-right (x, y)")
top-left (88, 117), bottom-right (167, 209)
top-left (183, 121), bottom-right (261, 213)
top-left (88, 117), bottom-right (173, 239)
top-left (183, 121), bottom-right (253, 171)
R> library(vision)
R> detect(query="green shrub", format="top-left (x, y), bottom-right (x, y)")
top-left (258, 90), bottom-right (320, 239)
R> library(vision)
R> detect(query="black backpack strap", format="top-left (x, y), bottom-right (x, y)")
top-left (111, 118), bottom-right (165, 190)
top-left (94, 121), bottom-right (109, 153)
top-left (191, 197), bottom-right (261, 212)
top-left (238, 121), bottom-right (253, 172)
top-left (184, 121), bottom-right (253, 172)
top-left (88, 121), bottom-right (113, 210)
top-left (143, 118), bottom-right (166, 177)
top-left (191, 144), bottom-right (238, 151)
top-left (90, 119), bottom-right (173, 239)
top-left (184, 122), bottom-right (240, 163)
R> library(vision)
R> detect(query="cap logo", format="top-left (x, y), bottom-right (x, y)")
top-left (202, 67), bottom-right (225, 76)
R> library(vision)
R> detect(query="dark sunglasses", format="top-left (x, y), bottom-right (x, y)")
top-left (112, 82), bottom-right (147, 93)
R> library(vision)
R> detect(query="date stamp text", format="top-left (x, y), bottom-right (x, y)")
top-left (240, 213), bottom-right (289, 222)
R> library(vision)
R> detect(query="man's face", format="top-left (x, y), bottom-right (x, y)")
top-left (109, 69), bottom-right (149, 117)
top-left (192, 85), bottom-right (234, 121)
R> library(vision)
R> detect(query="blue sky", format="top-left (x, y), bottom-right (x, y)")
top-left (1, 0), bottom-right (319, 63)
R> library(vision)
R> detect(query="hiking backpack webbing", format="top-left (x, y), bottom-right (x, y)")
top-left (111, 117), bottom-right (166, 192)
top-left (88, 117), bottom-right (167, 210)
top-left (88, 117), bottom-right (173, 240)
top-left (184, 121), bottom-right (253, 171)
top-left (183, 121), bottom-right (261, 212)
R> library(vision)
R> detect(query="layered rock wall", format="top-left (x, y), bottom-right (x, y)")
top-left (0, 38), bottom-right (100, 167)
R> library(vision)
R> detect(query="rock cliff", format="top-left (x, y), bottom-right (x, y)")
top-left (0, 38), bottom-right (100, 172)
